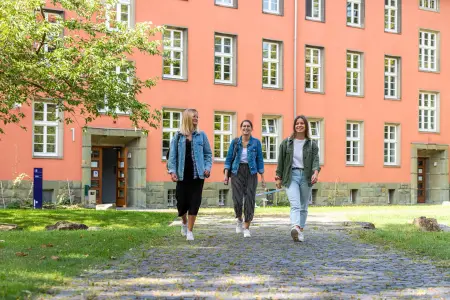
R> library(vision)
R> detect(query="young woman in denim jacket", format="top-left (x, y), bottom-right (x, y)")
top-left (223, 120), bottom-right (266, 238)
top-left (275, 115), bottom-right (320, 242)
top-left (168, 109), bottom-right (212, 241)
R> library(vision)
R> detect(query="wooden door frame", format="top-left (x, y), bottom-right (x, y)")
top-left (116, 147), bottom-right (128, 207)
top-left (417, 157), bottom-right (427, 203)
top-left (90, 147), bottom-right (103, 204)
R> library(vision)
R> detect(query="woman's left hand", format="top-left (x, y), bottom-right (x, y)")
top-left (261, 180), bottom-right (266, 189)
top-left (311, 171), bottom-right (319, 184)
top-left (204, 170), bottom-right (210, 178)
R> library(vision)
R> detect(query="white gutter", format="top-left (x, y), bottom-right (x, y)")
top-left (293, 0), bottom-right (298, 118)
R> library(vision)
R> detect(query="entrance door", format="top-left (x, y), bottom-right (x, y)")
top-left (91, 147), bottom-right (103, 204)
top-left (417, 157), bottom-right (426, 203)
top-left (116, 148), bottom-right (128, 207)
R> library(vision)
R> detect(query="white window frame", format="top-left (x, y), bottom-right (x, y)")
top-left (347, 0), bottom-right (363, 27)
top-left (215, 0), bottom-right (235, 8)
top-left (384, 124), bottom-right (399, 166)
top-left (419, 30), bottom-right (439, 72)
top-left (214, 113), bottom-right (233, 160)
top-left (346, 122), bottom-right (362, 165)
top-left (106, 0), bottom-right (131, 30)
top-left (384, 56), bottom-right (400, 100)
top-left (309, 119), bottom-right (324, 165)
top-left (419, 0), bottom-right (439, 11)
top-left (263, 0), bottom-right (281, 14)
top-left (162, 110), bottom-right (182, 159)
top-left (163, 28), bottom-right (186, 80)
top-left (262, 41), bottom-right (281, 89)
top-left (100, 65), bottom-right (131, 114)
top-left (385, 0), bottom-right (399, 33)
top-left (418, 92), bottom-right (439, 132)
top-left (214, 35), bottom-right (235, 85)
top-left (306, 0), bottom-right (323, 21)
top-left (261, 117), bottom-right (280, 162)
top-left (219, 189), bottom-right (228, 206)
top-left (167, 189), bottom-right (176, 207)
top-left (33, 102), bottom-right (60, 157)
top-left (346, 52), bottom-right (362, 96)
top-left (305, 47), bottom-right (323, 92)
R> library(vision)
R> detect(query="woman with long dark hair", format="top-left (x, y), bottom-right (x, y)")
top-left (275, 115), bottom-right (320, 242)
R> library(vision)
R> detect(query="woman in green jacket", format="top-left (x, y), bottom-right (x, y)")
top-left (275, 115), bottom-right (320, 242)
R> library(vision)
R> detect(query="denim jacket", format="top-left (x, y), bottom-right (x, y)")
top-left (224, 136), bottom-right (264, 175)
top-left (168, 131), bottom-right (212, 181)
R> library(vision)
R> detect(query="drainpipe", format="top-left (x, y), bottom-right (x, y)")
top-left (293, 0), bottom-right (298, 118)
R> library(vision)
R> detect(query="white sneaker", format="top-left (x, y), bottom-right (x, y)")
top-left (186, 231), bottom-right (194, 241)
top-left (298, 230), bottom-right (305, 242)
top-left (290, 227), bottom-right (301, 242)
top-left (181, 224), bottom-right (187, 236)
top-left (243, 229), bottom-right (251, 238)
top-left (236, 220), bottom-right (243, 233)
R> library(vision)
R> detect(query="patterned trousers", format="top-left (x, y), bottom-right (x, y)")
top-left (231, 163), bottom-right (258, 222)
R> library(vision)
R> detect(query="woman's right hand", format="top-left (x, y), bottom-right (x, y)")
top-left (275, 179), bottom-right (282, 190)
top-left (223, 176), bottom-right (229, 185)
top-left (170, 173), bottom-right (178, 182)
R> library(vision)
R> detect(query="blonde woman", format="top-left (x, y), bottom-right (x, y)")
top-left (167, 109), bottom-right (212, 241)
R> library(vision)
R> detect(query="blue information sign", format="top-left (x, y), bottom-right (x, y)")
top-left (33, 168), bottom-right (43, 209)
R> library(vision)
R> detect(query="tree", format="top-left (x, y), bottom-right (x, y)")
top-left (0, 0), bottom-right (163, 134)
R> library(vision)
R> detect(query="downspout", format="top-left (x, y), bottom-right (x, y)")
top-left (293, 0), bottom-right (298, 118)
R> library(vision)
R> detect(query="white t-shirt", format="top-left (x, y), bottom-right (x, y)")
top-left (292, 139), bottom-right (306, 168)
top-left (240, 148), bottom-right (248, 163)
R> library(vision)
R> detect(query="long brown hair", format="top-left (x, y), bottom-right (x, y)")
top-left (291, 115), bottom-right (310, 139)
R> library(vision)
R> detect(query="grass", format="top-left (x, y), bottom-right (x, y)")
top-left (0, 209), bottom-right (177, 299)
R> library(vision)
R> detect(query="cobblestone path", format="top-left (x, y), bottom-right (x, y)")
top-left (53, 214), bottom-right (450, 299)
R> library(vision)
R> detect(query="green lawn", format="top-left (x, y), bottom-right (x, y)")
top-left (0, 209), bottom-right (177, 299)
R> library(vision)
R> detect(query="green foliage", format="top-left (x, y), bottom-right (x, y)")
top-left (0, 0), bottom-right (164, 134)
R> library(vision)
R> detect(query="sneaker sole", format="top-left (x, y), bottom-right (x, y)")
top-left (291, 228), bottom-right (300, 242)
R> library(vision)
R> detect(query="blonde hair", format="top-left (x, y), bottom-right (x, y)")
top-left (180, 109), bottom-right (198, 135)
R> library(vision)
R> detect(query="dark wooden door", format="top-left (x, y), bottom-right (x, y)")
top-left (116, 148), bottom-right (127, 207)
top-left (91, 147), bottom-right (103, 204)
top-left (417, 157), bottom-right (426, 203)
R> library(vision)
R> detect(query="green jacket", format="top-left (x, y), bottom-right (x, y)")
top-left (275, 138), bottom-right (321, 188)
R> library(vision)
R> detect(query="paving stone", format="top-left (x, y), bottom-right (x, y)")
top-left (50, 215), bottom-right (450, 299)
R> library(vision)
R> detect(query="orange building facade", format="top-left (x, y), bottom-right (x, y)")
top-left (1, 0), bottom-right (449, 207)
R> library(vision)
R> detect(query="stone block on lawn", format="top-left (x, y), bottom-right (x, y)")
top-left (45, 221), bottom-right (88, 231)
top-left (96, 203), bottom-right (116, 210)
top-left (0, 223), bottom-right (20, 231)
top-left (343, 221), bottom-right (376, 230)
top-left (412, 216), bottom-right (441, 232)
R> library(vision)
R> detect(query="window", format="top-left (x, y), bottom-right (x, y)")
top-left (262, 118), bottom-right (279, 162)
top-left (384, 124), bottom-right (399, 165)
top-left (107, 0), bottom-right (132, 30)
top-left (306, 0), bottom-right (324, 21)
top-left (214, 114), bottom-right (233, 159)
top-left (262, 41), bottom-right (282, 89)
top-left (305, 47), bottom-right (323, 92)
top-left (214, 35), bottom-right (236, 85)
top-left (419, 31), bottom-right (438, 72)
top-left (347, 0), bottom-right (364, 27)
top-left (346, 52), bottom-right (363, 96)
top-left (163, 28), bottom-right (187, 80)
top-left (167, 189), bottom-right (177, 207)
top-left (219, 189), bottom-right (228, 206)
top-left (309, 119), bottom-right (324, 164)
top-left (39, 10), bottom-right (64, 53)
top-left (350, 189), bottom-right (358, 204)
top-left (419, 92), bottom-right (438, 132)
top-left (384, 56), bottom-right (400, 99)
top-left (420, 0), bottom-right (438, 11)
top-left (162, 111), bottom-right (182, 159)
top-left (100, 65), bottom-right (131, 114)
top-left (263, 0), bottom-right (282, 14)
top-left (346, 122), bottom-right (362, 164)
top-left (215, 0), bottom-right (236, 8)
top-left (33, 102), bottom-right (60, 157)
top-left (385, 0), bottom-right (400, 33)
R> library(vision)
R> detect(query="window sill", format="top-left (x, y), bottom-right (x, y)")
top-left (384, 97), bottom-right (401, 101)
top-left (214, 81), bottom-right (237, 87)
top-left (346, 163), bottom-right (364, 167)
top-left (346, 93), bottom-right (364, 98)
top-left (162, 76), bottom-right (188, 82)
top-left (215, 3), bottom-right (237, 9)
top-left (262, 85), bottom-right (283, 91)
top-left (346, 24), bottom-right (364, 29)
top-left (263, 161), bottom-right (278, 165)
top-left (33, 155), bottom-right (63, 160)
top-left (384, 29), bottom-right (401, 34)
top-left (305, 89), bottom-right (324, 95)
top-left (214, 159), bottom-right (226, 163)
top-left (418, 69), bottom-right (440, 74)
top-left (419, 130), bottom-right (440, 134)
top-left (305, 17), bottom-right (324, 23)
top-left (262, 10), bottom-right (283, 16)
top-left (419, 8), bottom-right (440, 13)
top-left (384, 164), bottom-right (401, 168)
